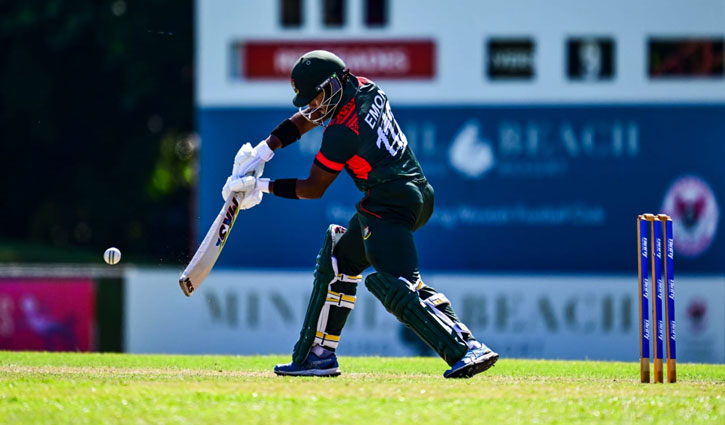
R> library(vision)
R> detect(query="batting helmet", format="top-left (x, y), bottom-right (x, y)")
top-left (290, 50), bottom-right (348, 124)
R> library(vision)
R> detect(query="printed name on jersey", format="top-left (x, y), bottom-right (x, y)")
top-left (315, 75), bottom-right (423, 192)
top-left (364, 89), bottom-right (387, 129)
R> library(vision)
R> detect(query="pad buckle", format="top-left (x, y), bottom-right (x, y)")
top-left (326, 290), bottom-right (357, 309)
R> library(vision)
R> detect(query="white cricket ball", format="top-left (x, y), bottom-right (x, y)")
top-left (104, 247), bottom-right (122, 265)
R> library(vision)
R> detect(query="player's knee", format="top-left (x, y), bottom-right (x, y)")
top-left (314, 224), bottom-right (348, 277)
top-left (333, 246), bottom-right (368, 276)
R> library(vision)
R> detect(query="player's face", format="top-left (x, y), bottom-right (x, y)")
top-left (308, 92), bottom-right (324, 110)
top-left (306, 93), bottom-right (327, 120)
top-left (299, 75), bottom-right (343, 125)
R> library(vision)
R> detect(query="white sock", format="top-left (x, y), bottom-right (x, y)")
top-left (311, 345), bottom-right (333, 357)
top-left (466, 339), bottom-right (482, 350)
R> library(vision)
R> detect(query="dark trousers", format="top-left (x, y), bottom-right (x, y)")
top-left (324, 179), bottom-right (471, 355)
top-left (333, 180), bottom-right (434, 282)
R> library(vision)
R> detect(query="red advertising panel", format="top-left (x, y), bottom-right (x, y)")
top-left (0, 278), bottom-right (95, 351)
top-left (242, 40), bottom-right (435, 79)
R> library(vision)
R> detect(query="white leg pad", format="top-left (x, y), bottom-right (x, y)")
top-left (313, 270), bottom-right (361, 350)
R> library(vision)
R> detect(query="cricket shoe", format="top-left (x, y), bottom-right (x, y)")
top-left (443, 344), bottom-right (499, 379)
top-left (274, 352), bottom-right (341, 377)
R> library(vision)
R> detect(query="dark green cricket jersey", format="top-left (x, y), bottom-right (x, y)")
top-left (313, 76), bottom-right (425, 192)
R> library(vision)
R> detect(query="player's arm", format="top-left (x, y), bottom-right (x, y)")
top-left (267, 163), bottom-right (338, 200)
top-left (265, 112), bottom-right (317, 151)
top-left (261, 125), bottom-right (354, 200)
top-left (229, 112), bottom-right (316, 180)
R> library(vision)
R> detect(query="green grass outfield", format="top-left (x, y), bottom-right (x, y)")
top-left (1, 352), bottom-right (722, 425)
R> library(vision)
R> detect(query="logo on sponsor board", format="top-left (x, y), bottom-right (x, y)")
top-left (242, 41), bottom-right (435, 79)
top-left (686, 298), bottom-right (707, 334)
top-left (661, 175), bottom-right (719, 257)
top-left (447, 119), bottom-right (639, 179)
top-left (448, 120), bottom-right (495, 178)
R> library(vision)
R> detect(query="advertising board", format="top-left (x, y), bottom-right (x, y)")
top-left (125, 269), bottom-right (724, 363)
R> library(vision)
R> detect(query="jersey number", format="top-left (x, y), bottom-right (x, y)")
top-left (376, 102), bottom-right (408, 157)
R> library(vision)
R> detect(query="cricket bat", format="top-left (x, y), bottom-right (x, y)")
top-left (179, 193), bottom-right (242, 296)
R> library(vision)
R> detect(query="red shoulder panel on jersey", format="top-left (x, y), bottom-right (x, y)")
top-left (314, 151), bottom-right (345, 172)
top-left (345, 155), bottom-right (372, 180)
top-left (357, 76), bottom-right (371, 86)
top-left (326, 97), bottom-right (359, 135)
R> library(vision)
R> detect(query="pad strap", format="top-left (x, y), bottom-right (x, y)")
top-left (335, 274), bottom-right (363, 283)
top-left (292, 224), bottom-right (360, 362)
top-left (365, 272), bottom-right (468, 366)
top-left (326, 290), bottom-right (357, 309)
top-left (409, 279), bottom-right (475, 348)
top-left (314, 331), bottom-right (341, 349)
top-left (313, 272), bottom-right (361, 350)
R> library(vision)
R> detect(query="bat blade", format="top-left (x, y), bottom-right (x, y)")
top-left (179, 194), bottom-right (242, 296)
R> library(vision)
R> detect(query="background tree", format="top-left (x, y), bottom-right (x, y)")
top-left (0, 0), bottom-right (194, 263)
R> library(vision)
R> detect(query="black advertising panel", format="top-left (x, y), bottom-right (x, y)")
top-left (567, 38), bottom-right (615, 80)
top-left (487, 39), bottom-right (535, 80)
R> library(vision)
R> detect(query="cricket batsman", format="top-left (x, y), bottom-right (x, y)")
top-left (222, 50), bottom-right (499, 378)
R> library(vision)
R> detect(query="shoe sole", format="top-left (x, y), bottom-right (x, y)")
top-left (274, 367), bottom-right (341, 377)
top-left (445, 351), bottom-right (499, 379)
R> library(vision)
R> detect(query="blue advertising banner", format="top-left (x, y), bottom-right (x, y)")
top-left (197, 105), bottom-right (724, 273)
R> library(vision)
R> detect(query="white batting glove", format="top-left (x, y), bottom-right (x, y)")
top-left (236, 177), bottom-right (271, 210)
top-left (239, 189), bottom-right (263, 210)
top-left (221, 177), bottom-right (233, 202)
top-left (221, 176), bottom-right (271, 204)
top-left (232, 141), bottom-right (274, 178)
top-left (228, 176), bottom-right (257, 192)
top-left (222, 175), bottom-right (252, 201)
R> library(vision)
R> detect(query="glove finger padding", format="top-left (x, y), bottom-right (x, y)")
top-left (234, 142), bottom-right (254, 160)
top-left (221, 176), bottom-right (233, 201)
top-left (228, 175), bottom-right (257, 193)
top-left (221, 173), bottom-right (263, 202)
top-left (232, 143), bottom-right (256, 177)
top-left (233, 143), bottom-right (253, 164)
top-left (247, 158), bottom-right (265, 179)
top-left (234, 156), bottom-right (263, 178)
top-left (232, 141), bottom-right (273, 178)
top-left (239, 189), bottom-right (263, 210)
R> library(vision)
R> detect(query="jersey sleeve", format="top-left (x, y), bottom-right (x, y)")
top-left (314, 125), bottom-right (358, 173)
